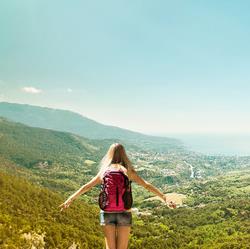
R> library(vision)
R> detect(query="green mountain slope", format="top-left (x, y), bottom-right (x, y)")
top-left (0, 116), bottom-right (103, 167)
top-left (0, 117), bottom-right (118, 194)
top-left (0, 170), bottom-right (104, 248)
top-left (1, 167), bottom-right (249, 249)
top-left (1, 116), bottom-right (248, 196)
top-left (0, 113), bottom-right (250, 248)
top-left (0, 117), bottom-right (182, 203)
top-left (0, 102), bottom-right (183, 152)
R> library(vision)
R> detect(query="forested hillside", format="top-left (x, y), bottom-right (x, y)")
top-left (0, 171), bottom-right (104, 248)
top-left (0, 117), bottom-right (121, 194)
top-left (1, 168), bottom-right (249, 248)
top-left (1, 115), bottom-right (250, 248)
top-left (0, 116), bottom-right (107, 167)
top-left (0, 102), bottom-right (183, 152)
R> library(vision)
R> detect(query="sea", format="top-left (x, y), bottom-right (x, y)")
top-left (157, 133), bottom-right (250, 156)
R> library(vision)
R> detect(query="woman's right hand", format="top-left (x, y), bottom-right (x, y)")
top-left (59, 198), bottom-right (73, 212)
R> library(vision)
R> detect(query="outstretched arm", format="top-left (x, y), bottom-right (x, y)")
top-left (59, 173), bottom-right (102, 211)
top-left (128, 168), bottom-right (165, 201)
top-left (128, 167), bottom-right (176, 208)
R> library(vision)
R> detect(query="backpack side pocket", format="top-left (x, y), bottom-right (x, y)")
top-left (122, 180), bottom-right (133, 209)
top-left (98, 182), bottom-right (108, 210)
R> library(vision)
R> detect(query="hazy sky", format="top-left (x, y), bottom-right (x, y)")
top-left (1, 1), bottom-right (250, 134)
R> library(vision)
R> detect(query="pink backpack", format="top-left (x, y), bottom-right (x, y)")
top-left (98, 169), bottom-right (133, 211)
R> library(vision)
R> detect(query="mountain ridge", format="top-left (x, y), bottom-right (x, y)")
top-left (0, 101), bottom-right (184, 152)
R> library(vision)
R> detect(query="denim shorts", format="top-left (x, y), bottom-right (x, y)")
top-left (100, 211), bottom-right (132, 226)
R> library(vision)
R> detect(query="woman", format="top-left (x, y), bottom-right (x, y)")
top-left (59, 143), bottom-right (176, 249)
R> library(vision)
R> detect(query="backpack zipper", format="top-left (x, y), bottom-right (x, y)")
top-left (116, 186), bottom-right (119, 206)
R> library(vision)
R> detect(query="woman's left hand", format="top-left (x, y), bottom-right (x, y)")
top-left (162, 195), bottom-right (177, 209)
top-left (167, 201), bottom-right (177, 209)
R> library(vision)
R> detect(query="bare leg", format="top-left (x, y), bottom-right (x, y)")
top-left (102, 225), bottom-right (117, 249)
top-left (116, 226), bottom-right (131, 249)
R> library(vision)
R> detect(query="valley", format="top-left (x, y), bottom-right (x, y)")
top-left (0, 103), bottom-right (250, 248)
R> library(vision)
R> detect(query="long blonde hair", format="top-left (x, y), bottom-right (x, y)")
top-left (98, 143), bottom-right (134, 178)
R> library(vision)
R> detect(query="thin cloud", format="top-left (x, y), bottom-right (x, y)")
top-left (22, 86), bottom-right (43, 94)
top-left (0, 93), bottom-right (6, 101)
top-left (67, 88), bottom-right (73, 93)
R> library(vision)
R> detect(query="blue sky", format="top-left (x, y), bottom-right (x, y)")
top-left (0, 0), bottom-right (250, 134)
